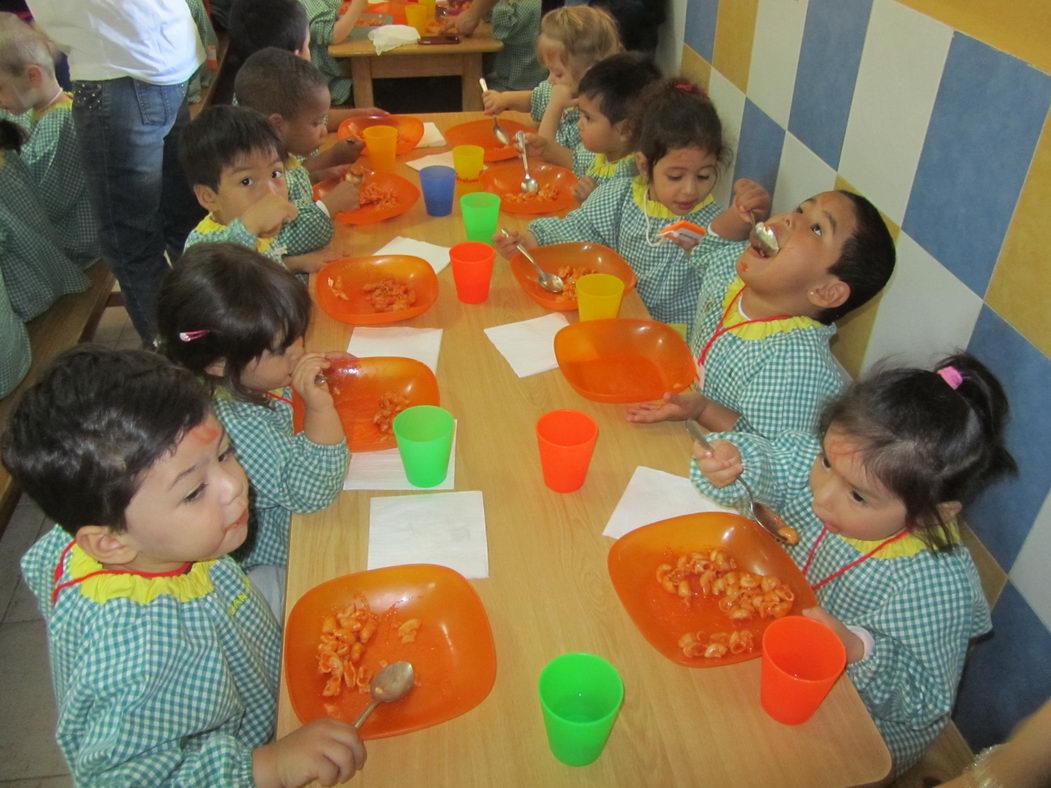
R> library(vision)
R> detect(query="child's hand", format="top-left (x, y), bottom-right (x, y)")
top-left (666, 233), bottom-right (701, 255)
top-left (321, 179), bottom-right (361, 216)
top-left (482, 90), bottom-right (507, 115)
top-left (516, 132), bottom-right (546, 161)
top-left (549, 82), bottom-right (576, 110)
top-left (443, 4), bottom-right (480, 35)
top-left (493, 228), bottom-right (534, 260)
top-left (803, 607), bottom-right (866, 663)
top-left (253, 718), bottom-right (366, 788)
top-left (626, 391), bottom-right (705, 424)
top-left (291, 353), bottom-right (336, 410)
top-left (573, 176), bottom-right (598, 204)
top-left (241, 193), bottom-right (298, 238)
top-left (693, 438), bottom-right (743, 488)
top-left (731, 178), bottom-right (771, 225)
top-left (326, 138), bottom-right (366, 168)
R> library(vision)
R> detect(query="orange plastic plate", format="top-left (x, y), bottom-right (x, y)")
top-left (338, 115), bottom-right (425, 156)
top-left (333, 172), bottom-right (420, 225)
top-left (510, 242), bottom-right (636, 311)
top-left (315, 254), bottom-right (438, 325)
top-left (480, 161), bottom-right (577, 214)
top-left (285, 564), bottom-right (497, 738)
top-left (608, 513), bottom-right (817, 668)
top-left (444, 118), bottom-right (534, 161)
top-left (292, 356), bottom-right (439, 451)
top-left (554, 318), bottom-right (697, 402)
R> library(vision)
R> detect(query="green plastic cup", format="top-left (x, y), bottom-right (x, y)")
top-left (392, 405), bottom-right (454, 488)
top-left (460, 191), bottom-right (501, 243)
top-left (538, 653), bottom-right (623, 766)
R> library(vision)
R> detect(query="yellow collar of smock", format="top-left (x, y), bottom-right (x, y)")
top-left (32, 92), bottom-right (72, 121)
top-left (718, 278), bottom-right (820, 341)
top-left (285, 155), bottom-right (304, 169)
top-left (839, 521), bottom-right (960, 559)
top-left (66, 543), bottom-right (216, 604)
top-left (589, 152), bottom-right (632, 178)
top-left (198, 215), bottom-right (275, 255)
top-left (631, 176), bottom-right (714, 219)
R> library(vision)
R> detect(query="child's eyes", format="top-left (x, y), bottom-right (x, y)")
top-left (239, 177), bottom-right (254, 187)
top-left (811, 223), bottom-right (823, 236)
top-left (218, 445), bottom-right (235, 462)
top-left (183, 484), bottom-right (206, 503)
top-left (820, 453), bottom-right (831, 469)
top-left (850, 490), bottom-right (866, 504)
top-left (271, 169), bottom-right (285, 180)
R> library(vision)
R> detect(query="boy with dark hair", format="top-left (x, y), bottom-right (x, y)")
top-left (229, 0), bottom-right (311, 60)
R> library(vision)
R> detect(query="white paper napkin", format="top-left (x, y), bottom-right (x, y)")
top-left (368, 24), bottom-right (419, 54)
top-left (345, 422), bottom-right (457, 490)
top-left (602, 465), bottom-right (739, 540)
top-left (407, 151), bottom-right (455, 171)
top-left (347, 327), bottom-right (443, 372)
top-left (483, 313), bottom-right (569, 377)
top-left (416, 122), bottom-right (446, 148)
top-left (372, 236), bottom-right (451, 275)
top-left (368, 490), bottom-right (489, 578)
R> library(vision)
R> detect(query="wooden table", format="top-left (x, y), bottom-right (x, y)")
top-left (329, 25), bottom-right (503, 111)
top-left (278, 112), bottom-right (892, 787)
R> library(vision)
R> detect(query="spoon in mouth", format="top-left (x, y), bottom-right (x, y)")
top-left (749, 211), bottom-right (779, 257)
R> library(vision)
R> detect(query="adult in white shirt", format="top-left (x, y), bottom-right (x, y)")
top-left (27, 0), bottom-right (207, 343)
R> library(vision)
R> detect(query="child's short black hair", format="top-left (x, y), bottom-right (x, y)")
top-left (821, 191), bottom-right (896, 324)
top-left (576, 52), bottom-right (661, 127)
top-left (228, 0), bottom-right (308, 60)
top-left (0, 347), bottom-right (212, 536)
top-left (628, 77), bottom-right (728, 173)
top-left (235, 47), bottom-right (329, 120)
top-left (179, 105), bottom-right (286, 190)
top-left (158, 242), bottom-right (311, 404)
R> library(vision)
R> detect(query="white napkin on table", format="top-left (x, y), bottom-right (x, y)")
top-left (483, 313), bottom-right (569, 377)
top-left (368, 490), bottom-right (489, 578)
top-left (372, 236), bottom-right (451, 275)
top-left (602, 465), bottom-right (738, 540)
top-left (407, 151), bottom-right (455, 171)
top-left (347, 326), bottom-right (443, 372)
top-left (368, 25), bottom-right (420, 54)
top-left (416, 122), bottom-right (446, 148)
top-left (344, 422), bottom-right (458, 490)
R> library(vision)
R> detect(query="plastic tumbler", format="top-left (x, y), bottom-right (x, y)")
top-left (538, 653), bottom-right (623, 766)
top-left (535, 410), bottom-right (598, 493)
top-left (575, 273), bottom-right (625, 320)
top-left (449, 241), bottom-right (495, 303)
top-left (760, 615), bottom-right (846, 725)
top-left (460, 192), bottom-right (501, 243)
top-left (453, 144), bottom-right (485, 181)
top-left (392, 405), bottom-right (455, 488)
top-left (419, 165), bottom-right (456, 216)
top-left (419, 0), bottom-right (436, 22)
top-left (363, 125), bottom-right (398, 172)
top-left (404, 2), bottom-right (429, 34)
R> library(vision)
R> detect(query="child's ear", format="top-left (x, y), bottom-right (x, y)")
top-left (634, 152), bottom-right (650, 179)
top-left (268, 112), bottom-right (288, 136)
top-left (612, 119), bottom-right (631, 145)
top-left (75, 525), bottom-right (140, 567)
top-left (23, 64), bottom-right (44, 89)
top-left (205, 358), bottom-right (227, 377)
top-left (193, 183), bottom-right (220, 214)
top-left (807, 278), bottom-right (850, 312)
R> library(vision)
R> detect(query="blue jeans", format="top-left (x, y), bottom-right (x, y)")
top-left (71, 77), bottom-right (203, 342)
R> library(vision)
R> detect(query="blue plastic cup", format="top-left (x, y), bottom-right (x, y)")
top-left (419, 165), bottom-right (457, 217)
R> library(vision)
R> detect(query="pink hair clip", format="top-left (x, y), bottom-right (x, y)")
top-left (937, 366), bottom-right (963, 390)
top-left (178, 330), bottom-right (210, 342)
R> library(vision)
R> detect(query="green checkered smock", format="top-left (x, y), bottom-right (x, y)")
top-left (687, 232), bottom-right (845, 437)
top-left (529, 175), bottom-right (720, 324)
top-left (0, 107), bottom-right (31, 130)
top-left (21, 526), bottom-right (281, 785)
top-left (0, 149), bottom-right (88, 321)
top-left (278, 157), bottom-right (334, 255)
top-left (185, 215), bottom-right (289, 268)
top-left (25, 96), bottom-right (100, 265)
top-left (215, 389), bottom-right (349, 569)
top-left (485, 0), bottom-right (546, 91)
top-left (689, 430), bottom-right (991, 775)
top-left (530, 80), bottom-right (582, 151)
top-left (185, 0), bottom-right (218, 104)
top-left (0, 267), bottom-right (30, 397)
top-left (299, 0), bottom-right (354, 106)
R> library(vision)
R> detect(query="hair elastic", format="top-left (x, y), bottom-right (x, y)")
top-left (178, 330), bottom-right (211, 343)
top-left (673, 80), bottom-right (695, 94)
top-left (937, 366), bottom-right (963, 390)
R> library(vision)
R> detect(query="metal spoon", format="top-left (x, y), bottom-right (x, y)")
top-left (353, 660), bottom-right (415, 728)
top-left (478, 78), bottom-right (509, 146)
top-left (500, 228), bottom-right (563, 293)
top-left (750, 211), bottom-right (779, 257)
top-left (515, 130), bottom-right (539, 195)
top-left (685, 420), bottom-right (798, 544)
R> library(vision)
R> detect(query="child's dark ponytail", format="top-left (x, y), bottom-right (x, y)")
top-left (0, 119), bottom-right (26, 153)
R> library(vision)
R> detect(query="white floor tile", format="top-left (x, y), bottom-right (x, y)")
top-left (0, 776), bottom-right (72, 787)
top-left (0, 501), bottom-right (46, 622)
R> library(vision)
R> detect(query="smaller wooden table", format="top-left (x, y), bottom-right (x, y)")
top-left (329, 25), bottom-right (503, 111)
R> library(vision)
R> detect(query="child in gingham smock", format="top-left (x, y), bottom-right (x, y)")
top-left (484, 0), bottom-right (547, 91)
top-left (5, 348), bottom-right (366, 785)
top-left (690, 354), bottom-right (1015, 774)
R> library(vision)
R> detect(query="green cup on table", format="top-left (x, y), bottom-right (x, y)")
top-left (538, 653), bottom-right (624, 766)
top-left (460, 191), bottom-right (501, 243)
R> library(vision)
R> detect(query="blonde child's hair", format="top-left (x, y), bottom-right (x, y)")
top-left (538, 5), bottom-right (621, 80)
top-left (0, 13), bottom-right (56, 77)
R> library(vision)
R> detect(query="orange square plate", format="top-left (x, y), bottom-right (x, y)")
top-left (553, 318), bottom-right (696, 402)
top-left (444, 117), bottom-right (534, 162)
top-left (315, 254), bottom-right (438, 325)
top-left (285, 564), bottom-right (497, 738)
top-left (608, 513), bottom-right (816, 667)
top-left (333, 172), bottom-right (420, 225)
top-left (292, 356), bottom-right (439, 451)
top-left (480, 161), bottom-right (576, 214)
top-left (337, 114), bottom-right (425, 155)
top-left (510, 242), bottom-right (636, 311)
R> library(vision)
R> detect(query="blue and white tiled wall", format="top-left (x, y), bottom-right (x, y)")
top-left (677, 0), bottom-right (1051, 752)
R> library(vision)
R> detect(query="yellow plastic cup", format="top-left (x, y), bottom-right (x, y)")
top-left (362, 125), bottom-right (398, 172)
top-left (452, 144), bottom-right (485, 181)
top-left (576, 273), bottom-right (625, 320)
top-left (419, 0), bottom-right (436, 25)
top-left (405, 3), bottom-right (429, 35)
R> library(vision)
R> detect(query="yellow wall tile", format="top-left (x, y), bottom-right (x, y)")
top-left (986, 110), bottom-right (1051, 357)
top-left (680, 46), bottom-right (711, 92)
top-left (712, 0), bottom-right (757, 93)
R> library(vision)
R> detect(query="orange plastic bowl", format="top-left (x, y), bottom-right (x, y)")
top-left (608, 513), bottom-right (817, 668)
top-left (333, 172), bottom-right (420, 225)
top-left (285, 564), bottom-right (497, 738)
top-left (338, 114), bottom-right (425, 156)
top-left (510, 242), bottom-right (636, 311)
top-left (444, 118), bottom-right (534, 162)
top-left (480, 161), bottom-right (577, 214)
top-left (292, 356), bottom-right (439, 451)
top-left (554, 318), bottom-right (696, 402)
top-left (315, 254), bottom-right (438, 325)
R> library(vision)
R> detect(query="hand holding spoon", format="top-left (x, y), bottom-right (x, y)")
top-left (500, 228), bottom-right (563, 293)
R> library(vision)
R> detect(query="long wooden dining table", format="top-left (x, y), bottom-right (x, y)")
top-left (277, 111), bottom-right (892, 786)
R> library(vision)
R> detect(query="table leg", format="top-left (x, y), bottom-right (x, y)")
top-left (462, 54), bottom-right (483, 111)
top-left (350, 59), bottom-right (374, 109)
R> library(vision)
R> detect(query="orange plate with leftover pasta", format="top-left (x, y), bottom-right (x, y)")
top-left (480, 161), bottom-right (577, 214)
top-left (509, 241), bottom-right (636, 311)
top-left (332, 172), bottom-right (420, 225)
top-left (608, 513), bottom-right (816, 667)
top-left (337, 114), bottom-right (425, 155)
top-left (291, 356), bottom-right (439, 451)
top-left (315, 254), bottom-right (438, 325)
top-left (443, 117), bottom-right (534, 162)
top-left (285, 564), bottom-right (497, 738)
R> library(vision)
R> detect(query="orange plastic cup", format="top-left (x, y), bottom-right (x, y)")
top-left (760, 616), bottom-right (846, 724)
top-left (405, 2), bottom-right (429, 34)
top-left (535, 410), bottom-right (598, 493)
top-left (450, 241), bottom-right (495, 303)
top-left (363, 125), bottom-right (398, 172)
